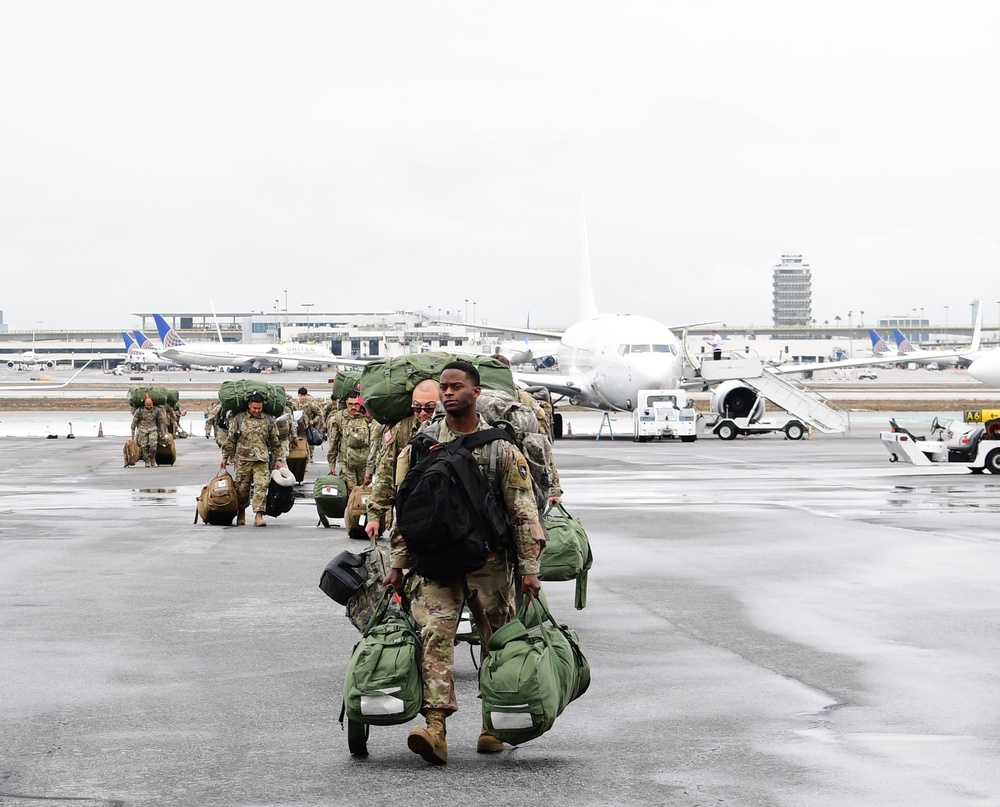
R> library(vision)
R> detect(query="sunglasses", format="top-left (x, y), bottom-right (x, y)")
top-left (411, 404), bottom-right (437, 413)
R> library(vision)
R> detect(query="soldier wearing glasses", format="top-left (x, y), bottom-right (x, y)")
top-left (327, 389), bottom-right (377, 496)
top-left (365, 379), bottom-right (441, 538)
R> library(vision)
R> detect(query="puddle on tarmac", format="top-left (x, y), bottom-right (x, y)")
top-left (0, 485), bottom-right (200, 510)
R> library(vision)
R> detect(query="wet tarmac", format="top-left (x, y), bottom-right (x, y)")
top-left (1, 425), bottom-right (999, 806)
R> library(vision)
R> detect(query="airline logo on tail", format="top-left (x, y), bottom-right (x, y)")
top-left (869, 329), bottom-right (893, 356)
top-left (153, 314), bottom-right (186, 348)
top-left (122, 332), bottom-right (137, 351)
top-left (134, 330), bottom-right (159, 351)
top-left (892, 329), bottom-right (917, 355)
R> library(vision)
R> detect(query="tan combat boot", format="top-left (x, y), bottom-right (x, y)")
top-left (150, 457), bottom-right (157, 467)
top-left (254, 512), bottom-right (266, 527)
top-left (407, 709), bottom-right (448, 764)
top-left (476, 729), bottom-right (504, 754)
top-left (236, 509), bottom-right (246, 526)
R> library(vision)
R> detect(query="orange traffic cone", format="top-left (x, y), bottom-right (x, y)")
top-left (98, 422), bottom-right (104, 437)
top-left (567, 422), bottom-right (573, 436)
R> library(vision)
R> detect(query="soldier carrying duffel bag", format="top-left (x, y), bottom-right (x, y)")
top-left (539, 502), bottom-right (594, 610)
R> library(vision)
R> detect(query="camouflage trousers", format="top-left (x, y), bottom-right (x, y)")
top-left (135, 426), bottom-right (158, 462)
top-left (233, 460), bottom-right (270, 514)
top-left (409, 551), bottom-right (516, 713)
top-left (340, 457), bottom-right (367, 496)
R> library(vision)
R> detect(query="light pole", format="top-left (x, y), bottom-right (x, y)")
top-left (465, 298), bottom-right (469, 324)
top-left (473, 301), bottom-right (477, 326)
top-left (848, 310), bottom-right (853, 328)
top-left (303, 303), bottom-right (314, 341)
top-left (284, 289), bottom-right (288, 325)
top-left (944, 305), bottom-right (949, 333)
top-left (274, 300), bottom-right (280, 342)
top-left (860, 310), bottom-right (865, 327)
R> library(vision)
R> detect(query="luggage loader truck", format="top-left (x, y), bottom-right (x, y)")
top-left (632, 390), bottom-right (699, 443)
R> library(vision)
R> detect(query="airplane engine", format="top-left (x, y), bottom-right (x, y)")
top-left (710, 380), bottom-right (765, 421)
top-left (276, 359), bottom-right (300, 371)
top-left (534, 355), bottom-right (557, 369)
top-left (6, 360), bottom-right (15, 369)
top-left (43, 360), bottom-right (55, 369)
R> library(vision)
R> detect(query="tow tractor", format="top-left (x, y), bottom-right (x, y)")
top-left (632, 389), bottom-right (699, 442)
top-left (880, 417), bottom-right (1000, 472)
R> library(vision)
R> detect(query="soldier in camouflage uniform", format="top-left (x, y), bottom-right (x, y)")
top-left (327, 390), bottom-right (376, 495)
top-left (365, 378), bottom-right (441, 538)
top-left (296, 387), bottom-right (323, 462)
top-left (221, 392), bottom-right (284, 527)
top-left (274, 402), bottom-right (295, 460)
top-left (131, 396), bottom-right (168, 467)
top-left (382, 362), bottom-right (544, 765)
top-left (204, 402), bottom-right (229, 448)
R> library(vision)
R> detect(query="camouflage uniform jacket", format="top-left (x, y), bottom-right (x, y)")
top-left (131, 406), bottom-right (167, 435)
top-left (301, 397), bottom-right (325, 431)
top-left (367, 414), bottom-right (421, 523)
top-left (222, 411), bottom-right (284, 464)
top-left (365, 422), bottom-right (391, 478)
top-left (327, 412), bottom-right (375, 470)
top-left (389, 415), bottom-right (545, 576)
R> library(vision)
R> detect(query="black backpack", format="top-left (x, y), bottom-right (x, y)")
top-left (394, 428), bottom-right (514, 580)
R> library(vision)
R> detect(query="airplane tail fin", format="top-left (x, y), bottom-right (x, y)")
top-left (970, 298), bottom-right (982, 352)
top-left (869, 329), bottom-right (892, 355)
top-left (122, 332), bottom-right (136, 350)
top-left (153, 314), bottom-right (185, 348)
top-left (134, 330), bottom-right (157, 351)
top-left (893, 328), bottom-right (917, 354)
top-left (579, 182), bottom-right (599, 321)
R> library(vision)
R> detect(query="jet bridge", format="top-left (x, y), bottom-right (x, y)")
top-left (699, 355), bottom-right (849, 434)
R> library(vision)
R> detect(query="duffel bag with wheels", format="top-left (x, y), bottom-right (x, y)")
top-left (314, 474), bottom-right (349, 527)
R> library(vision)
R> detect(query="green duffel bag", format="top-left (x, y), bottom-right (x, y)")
top-left (314, 474), bottom-right (349, 527)
top-left (341, 591), bottom-right (422, 740)
top-left (217, 379), bottom-right (288, 418)
top-left (539, 503), bottom-right (594, 610)
top-left (128, 386), bottom-right (179, 408)
top-left (360, 352), bottom-right (517, 425)
top-left (331, 370), bottom-right (362, 402)
top-left (479, 594), bottom-right (568, 746)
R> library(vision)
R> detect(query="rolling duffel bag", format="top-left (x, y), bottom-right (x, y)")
top-left (194, 469), bottom-right (239, 525)
top-left (314, 474), bottom-right (349, 527)
top-left (155, 433), bottom-right (177, 466)
top-left (285, 437), bottom-right (309, 483)
top-left (345, 485), bottom-right (372, 539)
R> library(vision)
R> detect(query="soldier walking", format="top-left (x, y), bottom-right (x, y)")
top-left (131, 395), bottom-right (167, 467)
top-left (327, 390), bottom-right (375, 495)
top-left (221, 392), bottom-right (284, 527)
top-left (382, 361), bottom-right (545, 764)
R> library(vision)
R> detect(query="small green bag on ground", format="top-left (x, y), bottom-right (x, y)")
top-left (341, 591), bottom-right (423, 727)
top-left (539, 502), bottom-right (594, 610)
top-left (360, 352), bottom-right (517, 425)
top-left (217, 379), bottom-right (288, 417)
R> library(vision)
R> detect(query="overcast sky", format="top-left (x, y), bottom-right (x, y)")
top-left (3, 1), bottom-right (999, 333)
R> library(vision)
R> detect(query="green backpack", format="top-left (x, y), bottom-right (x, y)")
top-left (217, 379), bottom-right (288, 417)
top-left (331, 370), bottom-right (362, 402)
top-left (341, 591), bottom-right (423, 729)
top-left (539, 503), bottom-right (594, 610)
top-left (478, 594), bottom-right (590, 745)
top-left (128, 386), bottom-right (178, 408)
top-left (359, 352), bottom-right (517, 425)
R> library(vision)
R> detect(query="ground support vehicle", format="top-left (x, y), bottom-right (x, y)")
top-left (632, 389), bottom-right (699, 442)
top-left (880, 417), bottom-right (1000, 472)
top-left (712, 415), bottom-right (807, 441)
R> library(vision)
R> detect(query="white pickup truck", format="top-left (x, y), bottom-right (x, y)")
top-left (632, 389), bottom-right (699, 443)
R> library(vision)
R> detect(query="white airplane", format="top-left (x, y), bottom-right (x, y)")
top-left (152, 313), bottom-right (345, 371)
top-left (4, 332), bottom-right (83, 370)
top-left (967, 338), bottom-right (1000, 386)
top-left (0, 360), bottom-right (93, 388)
top-left (445, 199), bottom-right (686, 412)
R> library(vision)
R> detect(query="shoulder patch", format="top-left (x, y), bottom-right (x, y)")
top-left (384, 428), bottom-right (394, 443)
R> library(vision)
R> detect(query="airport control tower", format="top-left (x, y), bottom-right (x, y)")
top-left (772, 254), bottom-right (812, 326)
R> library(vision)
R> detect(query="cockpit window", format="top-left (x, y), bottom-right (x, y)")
top-left (620, 343), bottom-right (676, 356)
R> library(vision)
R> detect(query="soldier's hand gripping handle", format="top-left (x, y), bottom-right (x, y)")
top-left (383, 568), bottom-right (403, 591)
top-left (521, 573), bottom-right (541, 596)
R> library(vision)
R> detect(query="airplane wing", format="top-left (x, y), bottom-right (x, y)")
top-left (771, 349), bottom-right (971, 377)
top-left (0, 360), bottom-right (93, 389)
top-left (430, 319), bottom-right (564, 340)
top-left (512, 371), bottom-right (588, 401)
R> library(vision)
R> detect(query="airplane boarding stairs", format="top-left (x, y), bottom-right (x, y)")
top-left (698, 355), bottom-right (849, 434)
